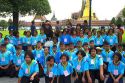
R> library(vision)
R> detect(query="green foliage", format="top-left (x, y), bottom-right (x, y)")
top-left (0, 0), bottom-right (51, 16)
top-left (116, 17), bottom-right (123, 26)
top-left (0, 20), bottom-right (8, 30)
top-left (111, 17), bottom-right (116, 25)
top-left (122, 8), bottom-right (125, 18)
top-left (0, 0), bottom-right (51, 28)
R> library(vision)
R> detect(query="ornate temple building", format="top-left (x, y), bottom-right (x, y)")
top-left (72, 0), bottom-right (98, 21)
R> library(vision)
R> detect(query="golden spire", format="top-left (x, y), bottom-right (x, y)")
top-left (78, 0), bottom-right (98, 20)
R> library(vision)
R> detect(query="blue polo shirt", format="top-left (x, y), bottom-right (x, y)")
top-left (60, 34), bottom-right (71, 44)
top-left (94, 36), bottom-right (104, 46)
top-left (13, 51), bottom-right (25, 66)
top-left (108, 61), bottom-right (125, 75)
top-left (14, 37), bottom-right (23, 46)
top-left (105, 34), bottom-right (118, 46)
top-left (70, 36), bottom-right (80, 46)
top-left (0, 51), bottom-right (12, 66)
top-left (37, 34), bottom-right (47, 43)
top-left (18, 60), bottom-right (39, 77)
top-left (72, 57), bottom-right (87, 72)
top-left (6, 43), bottom-right (16, 55)
top-left (31, 36), bottom-right (39, 46)
top-left (44, 63), bottom-right (58, 77)
top-left (23, 36), bottom-right (32, 45)
top-left (85, 55), bottom-right (103, 70)
top-left (58, 62), bottom-right (73, 76)
top-left (101, 50), bottom-right (114, 63)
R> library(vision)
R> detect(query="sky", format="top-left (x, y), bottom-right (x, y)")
top-left (0, 0), bottom-right (125, 21)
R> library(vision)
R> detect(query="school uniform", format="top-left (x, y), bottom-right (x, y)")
top-left (105, 34), bottom-right (118, 46)
top-left (37, 34), bottom-right (47, 43)
top-left (6, 35), bottom-right (15, 45)
top-left (44, 63), bottom-right (58, 83)
top-left (34, 48), bottom-right (44, 77)
top-left (6, 43), bottom-right (16, 55)
top-left (101, 50), bottom-right (114, 75)
top-left (85, 55), bottom-right (104, 83)
top-left (72, 57), bottom-right (87, 83)
top-left (0, 51), bottom-right (13, 77)
top-left (94, 36), bottom-right (104, 47)
top-left (106, 61), bottom-right (125, 83)
top-left (66, 50), bottom-right (77, 64)
top-left (79, 36), bottom-right (88, 45)
top-left (22, 36), bottom-right (32, 51)
top-left (12, 51), bottom-right (25, 76)
top-left (60, 34), bottom-right (71, 45)
top-left (18, 60), bottom-right (39, 83)
top-left (14, 37), bottom-right (23, 46)
top-left (85, 36), bottom-right (95, 43)
top-left (70, 36), bottom-right (80, 46)
top-left (58, 62), bottom-right (73, 83)
top-left (54, 50), bottom-right (68, 64)
top-left (31, 36), bottom-right (39, 48)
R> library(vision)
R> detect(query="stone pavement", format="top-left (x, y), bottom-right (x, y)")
top-left (0, 77), bottom-right (125, 83)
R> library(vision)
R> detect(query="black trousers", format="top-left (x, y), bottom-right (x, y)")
top-left (59, 75), bottom-right (71, 83)
top-left (103, 62), bottom-right (109, 75)
top-left (38, 62), bottom-right (44, 77)
top-left (45, 76), bottom-right (57, 83)
top-left (106, 75), bottom-right (123, 83)
top-left (0, 65), bottom-right (14, 77)
top-left (85, 70), bottom-right (104, 83)
top-left (21, 75), bottom-right (39, 83)
top-left (74, 72), bottom-right (83, 83)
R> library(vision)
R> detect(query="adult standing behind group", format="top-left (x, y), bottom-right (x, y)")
top-left (42, 20), bottom-right (53, 40)
top-left (30, 21), bottom-right (36, 36)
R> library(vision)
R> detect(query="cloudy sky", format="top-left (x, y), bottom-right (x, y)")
top-left (1, 0), bottom-right (125, 21)
top-left (46, 0), bottom-right (125, 20)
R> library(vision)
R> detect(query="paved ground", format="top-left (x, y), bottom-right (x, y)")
top-left (0, 77), bottom-right (125, 83)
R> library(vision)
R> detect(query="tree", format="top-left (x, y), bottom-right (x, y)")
top-left (0, 20), bottom-right (8, 30)
top-left (110, 17), bottom-right (116, 25)
top-left (0, 0), bottom-right (51, 29)
top-left (116, 17), bottom-right (123, 26)
top-left (122, 8), bottom-right (125, 18)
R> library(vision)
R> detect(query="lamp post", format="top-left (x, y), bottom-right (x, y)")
top-left (89, 0), bottom-right (92, 29)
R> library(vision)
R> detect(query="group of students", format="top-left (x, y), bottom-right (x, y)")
top-left (0, 27), bottom-right (125, 83)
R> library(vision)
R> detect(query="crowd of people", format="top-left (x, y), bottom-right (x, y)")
top-left (0, 20), bottom-right (125, 83)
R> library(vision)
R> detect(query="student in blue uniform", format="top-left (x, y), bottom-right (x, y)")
top-left (58, 54), bottom-right (73, 83)
top-left (101, 42), bottom-right (114, 75)
top-left (14, 31), bottom-right (23, 46)
top-left (4, 37), bottom-right (16, 55)
top-left (31, 30), bottom-right (38, 49)
top-left (60, 29), bottom-right (71, 45)
top-left (12, 46), bottom-right (25, 77)
top-left (79, 31), bottom-right (87, 45)
top-left (116, 44), bottom-right (125, 64)
top-left (0, 44), bottom-right (13, 77)
top-left (106, 52), bottom-right (125, 83)
top-left (70, 30), bottom-right (80, 46)
top-left (18, 51), bottom-right (39, 83)
top-left (105, 29), bottom-right (118, 52)
top-left (89, 40), bottom-right (95, 48)
top-left (44, 56), bottom-right (58, 83)
top-left (82, 42), bottom-right (89, 56)
top-left (73, 50), bottom-right (87, 83)
top-left (42, 47), bottom-right (51, 67)
top-left (22, 31), bottom-right (32, 51)
top-left (55, 42), bottom-right (67, 63)
top-left (34, 41), bottom-right (44, 77)
top-left (94, 31), bottom-right (104, 47)
top-left (85, 47), bottom-right (104, 83)
top-left (86, 31), bottom-right (95, 43)
top-left (76, 41), bottom-right (84, 51)
top-left (6, 30), bottom-right (15, 45)
top-left (37, 28), bottom-right (47, 43)
top-left (66, 43), bottom-right (77, 63)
